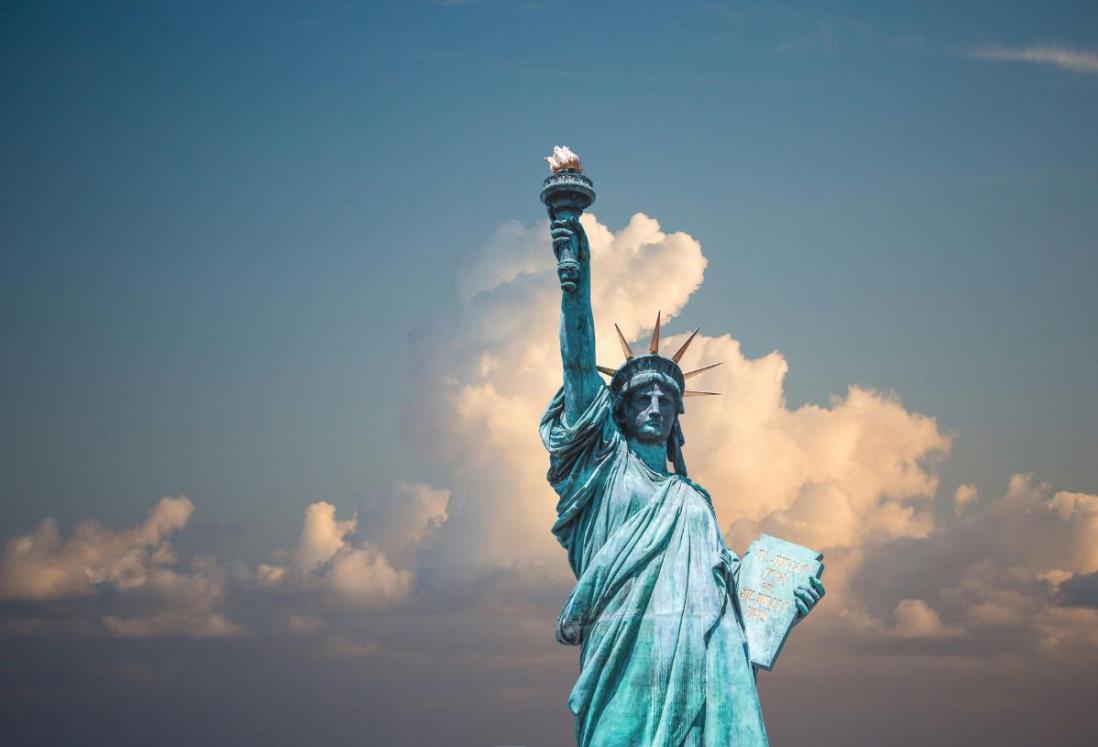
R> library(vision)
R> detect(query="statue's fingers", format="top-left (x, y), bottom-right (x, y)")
top-left (550, 227), bottom-right (573, 238)
top-left (795, 599), bottom-right (809, 617)
top-left (810, 576), bottom-right (826, 596)
top-left (552, 234), bottom-right (572, 247)
top-left (794, 588), bottom-right (816, 606)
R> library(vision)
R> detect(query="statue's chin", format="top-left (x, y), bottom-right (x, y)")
top-left (629, 427), bottom-right (669, 445)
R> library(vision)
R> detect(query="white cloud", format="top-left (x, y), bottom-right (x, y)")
top-left (264, 496), bottom-right (436, 610)
top-left (327, 547), bottom-right (412, 609)
top-left (836, 474), bottom-right (1098, 654)
top-left (257, 562), bottom-right (286, 587)
top-left (969, 44), bottom-right (1098, 75)
top-left (397, 211), bottom-right (1098, 668)
top-left (0, 497), bottom-right (193, 600)
top-left (954, 483), bottom-right (978, 513)
top-left (294, 502), bottom-right (357, 572)
top-left (406, 212), bottom-right (948, 607)
top-left (677, 337), bottom-right (949, 552)
top-left (0, 498), bottom-right (244, 638)
top-left (357, 481), bottom-right (449, 567)
top-left (405, 212), bottom-right (709, 586)
top-left (4, 210), bottom-right (1098, 683)
top-left (891, 599), bottom-right (966, 639)
top-left (116, 554), bottom-right (242, 638)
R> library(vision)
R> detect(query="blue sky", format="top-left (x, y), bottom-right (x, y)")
top-left (3, 2), bottom-right (1098, 744)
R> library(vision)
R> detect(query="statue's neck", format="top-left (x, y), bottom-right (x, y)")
top-left (628, 438), bottom-right (670, 475)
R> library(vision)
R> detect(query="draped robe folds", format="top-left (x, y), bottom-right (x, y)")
top-left (541, 385), bottom-right (768, 747)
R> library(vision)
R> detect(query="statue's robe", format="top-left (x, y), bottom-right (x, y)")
top-left (541, 385), bottom-right (768, 747)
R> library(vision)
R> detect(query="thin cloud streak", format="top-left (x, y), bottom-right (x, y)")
top-left (969, 44), bottom-right (1098, 75)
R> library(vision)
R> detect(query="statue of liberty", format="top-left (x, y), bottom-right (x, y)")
top-left (538, 148), bottom-right (824, 746)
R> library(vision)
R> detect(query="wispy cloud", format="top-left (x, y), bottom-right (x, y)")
top-left (969, 44), bottom-right (1098, 75)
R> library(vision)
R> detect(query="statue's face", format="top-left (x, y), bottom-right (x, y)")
top-left (623, 382), bottom-right (677, 444)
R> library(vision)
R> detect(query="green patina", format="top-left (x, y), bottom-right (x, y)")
top-left (539, 153), bottom-right (820, 746)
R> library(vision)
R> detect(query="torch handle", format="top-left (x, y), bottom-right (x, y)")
top-left (550, 208), bottom-right (584, 294)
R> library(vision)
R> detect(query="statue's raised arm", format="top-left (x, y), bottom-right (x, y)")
top-left (541, 147), bottom-right (602, 423)
top-left (552, 217), bottom-right (601, 421)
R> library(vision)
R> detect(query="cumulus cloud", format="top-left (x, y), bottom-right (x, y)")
top-left (0, 481), bottom-right (447, 638)
top-left (969, 44), bottom-right (1098, 75)
top-left (406, 213), bottom-right (708, 582)
top-left (4, 210), bottom-right (1098, 686)
top-left (0, 497), bottom-right (193, 601)
top-left (259, 487), bottom-right (447, 611)
top-left (295, 502), bottom-right (357, 572)
top-left (356, 481), bottom-right (449, 567)
top-left (953, 483), bottom-right (978, 513)
top-left (890, 599), bottom-right (966, 639)
top-left (396, 210), bottom-right (1098, 672)
top-left (0, 497), bottom-right (242, 637)
top-left (326, 546), bottom-right (411, 608)
top-left (843, 474), bottom-right (1098, 655)
top-left (676, 338), bottom-right (950, 553)
top-left (268, 501), bottom-right (413, 608)
top-left (100, 556), bottom-right (243, 638)
top-left (404, 210), bottom-right (949, 622)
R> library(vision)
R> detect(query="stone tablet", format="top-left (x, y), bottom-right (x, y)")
top-left (737, 534), bottom-right (824, 671)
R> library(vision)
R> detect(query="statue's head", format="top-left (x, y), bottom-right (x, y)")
top-left (602, 313), bottom-right (722, 476)
top-left (614, 372), bottom-right (681, 444)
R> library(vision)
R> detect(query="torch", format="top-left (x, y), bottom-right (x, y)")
top-left (541, 146), bottom-right (596, 293)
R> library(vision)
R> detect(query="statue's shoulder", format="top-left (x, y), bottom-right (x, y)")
top-left (675, 474), bottom-right (714, 505)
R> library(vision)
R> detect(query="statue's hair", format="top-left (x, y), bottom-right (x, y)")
top-left (617, 369), bottom-right (682, 402)
top-left (609, 354), bottom-right (686, 412)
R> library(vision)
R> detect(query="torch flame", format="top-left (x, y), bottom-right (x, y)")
top-left (545, 145), bottom-right (583, 174)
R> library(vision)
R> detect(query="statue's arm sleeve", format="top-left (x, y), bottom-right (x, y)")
top-left (557, 220), bottom-right (602, 425)
top-left (540, 383), bottom-right (620, 547)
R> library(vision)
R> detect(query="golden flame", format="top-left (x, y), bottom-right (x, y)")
top-left (545, 145), bottom-right (582, 174)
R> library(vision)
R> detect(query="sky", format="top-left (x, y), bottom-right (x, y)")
top-left (2, 1), bottom-right (1097, 744)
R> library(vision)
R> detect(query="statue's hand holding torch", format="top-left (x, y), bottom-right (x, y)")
top-left (550, 218), bottom-right (588, 292)
top-left (541, 146), bottom-right (596, 294)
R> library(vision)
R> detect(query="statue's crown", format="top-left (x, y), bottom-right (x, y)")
top-left (597, 311), bottom-right (723, 409)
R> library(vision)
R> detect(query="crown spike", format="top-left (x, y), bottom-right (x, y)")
top-left (596, 365), bottom-right (617, 377)
top-left (649, 310), bottom-right (661, 354)
top-left (683, 361), bottom-right (723, 379)
top-left (671, 327), bottom-right (700, 363)
top-left (684, 390), bottom-right (721, 397)
top-left (614, 324), bottom-right (634, 360)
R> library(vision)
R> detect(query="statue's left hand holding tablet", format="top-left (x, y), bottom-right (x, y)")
top-left (793, 576), bottom-right (826, 622)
